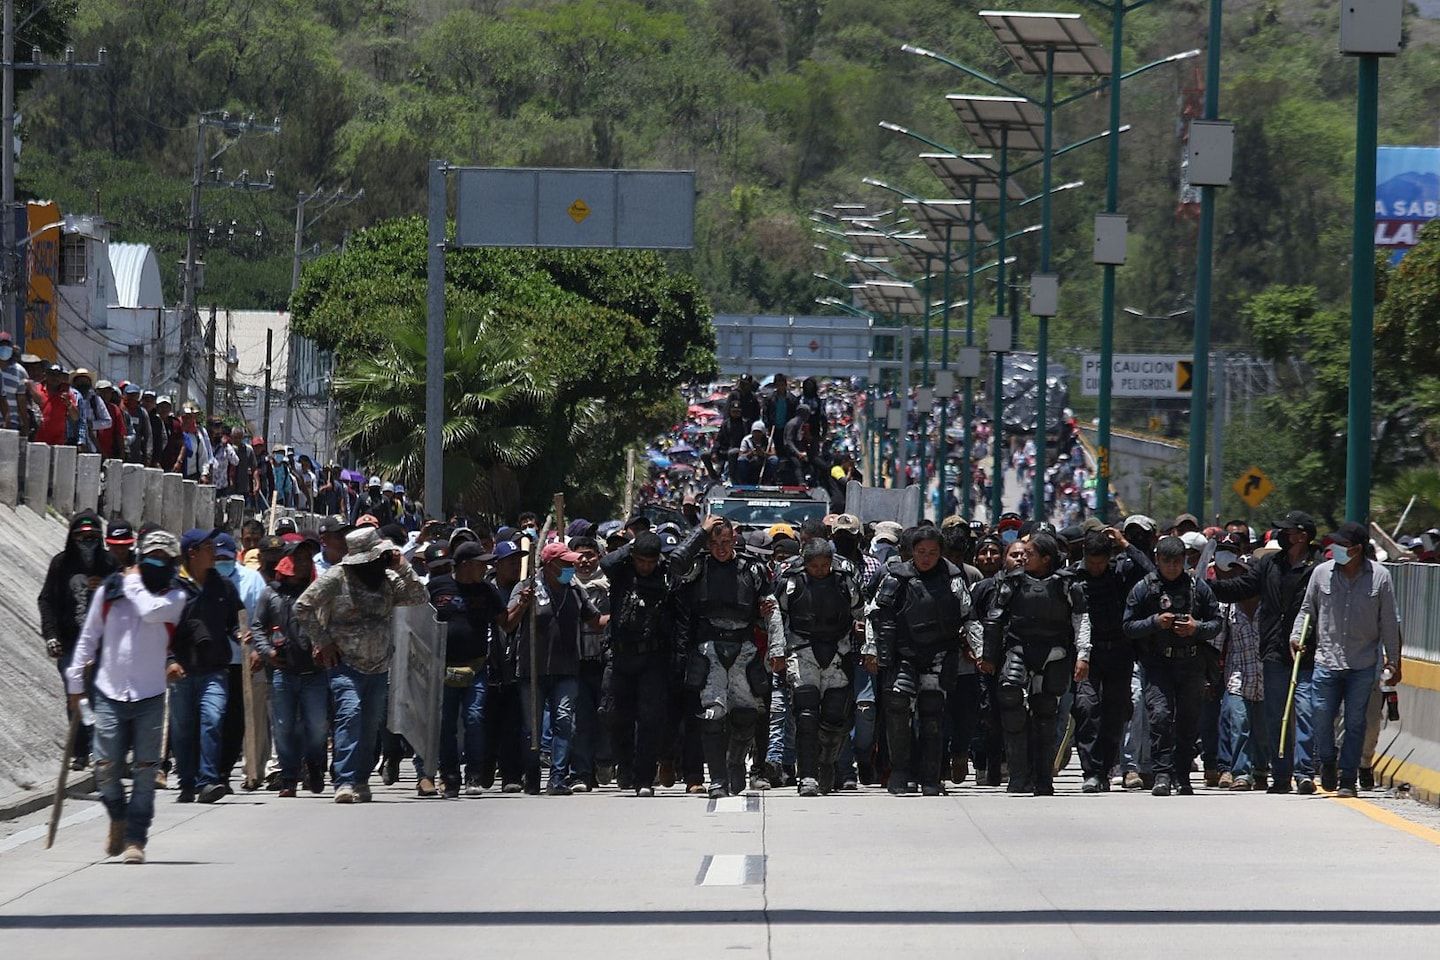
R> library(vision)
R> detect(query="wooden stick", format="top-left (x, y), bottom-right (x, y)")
top-left (46, 708), bottom-right (82, 849)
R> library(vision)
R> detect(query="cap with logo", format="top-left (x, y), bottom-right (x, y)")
top-left (105, 519), bottom-right (136, 545)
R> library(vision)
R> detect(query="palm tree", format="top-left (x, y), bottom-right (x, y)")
top-left (335, 308), bottom-right (553, 516)
top-left (1374, 465), bottom-right (1440, 538)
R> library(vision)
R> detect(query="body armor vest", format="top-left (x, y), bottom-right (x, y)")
top-left (901, 568), bottom-right (965, 651)
top-left (787, 573), bottom-right (851, 647)
top-left (1002, 573), bottom-right (1072, 649)
top-left (696, 556), bottom-right (755, 630)
top-left (610, 571), bottom-right (669, 655)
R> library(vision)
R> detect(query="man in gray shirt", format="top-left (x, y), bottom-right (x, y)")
top-left (1290, 521), bottom-right (1400, 798)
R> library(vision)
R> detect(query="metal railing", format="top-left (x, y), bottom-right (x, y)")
top-left (1385, 561), bottom-right (1440, 664)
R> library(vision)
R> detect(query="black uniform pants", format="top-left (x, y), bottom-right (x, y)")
top-left (1071, 647), bottom-right (1135, 778)
top-left (481, 681), bottom-right (528, 788)
top-left (601, 652), bottom-right (670, 789)
top-left (946, 673), bottom-right (982, 763)
top-left (220, 663), bottom-right (245, 784)
top-left (1142, 654), bottom-right (1206, 782)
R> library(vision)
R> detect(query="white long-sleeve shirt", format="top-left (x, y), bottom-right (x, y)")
top-left (65, 573), bottom-right (188, 701)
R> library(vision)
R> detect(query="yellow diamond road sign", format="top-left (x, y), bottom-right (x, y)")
top-left (1232, 465), bottom-right (1275, 508)
top-left (567, 199), bottom-right (590, 224)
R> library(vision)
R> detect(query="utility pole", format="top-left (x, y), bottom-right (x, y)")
top-left (178, 110), bottom-right (280, 408)
top-left (205, 304), bottom-right (217, 415)
top-left (261, 328), bottom-right (273, 443)
top-left (2, 4), bottom-right (103, 347)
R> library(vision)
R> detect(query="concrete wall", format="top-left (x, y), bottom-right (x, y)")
top-left (1078, 425), bottom-right (1186, 515)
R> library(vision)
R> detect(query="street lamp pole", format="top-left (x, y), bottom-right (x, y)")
top-left (1095, 0), bottom-right (1126, 522)
top-left (1033, 46), bottom-right (1056, 516)
top-left (938, 221), bottom-right (954, 520)
top-left (992, 129), bottom-right (1010, 523)
top-left (1187, 0), bottom-right (1222, 516)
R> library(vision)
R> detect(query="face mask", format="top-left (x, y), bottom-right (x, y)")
top-left (523, 527), bottom-right (537, 539)
top-left (76, 383), bottom-right (92, 395)
top-left (0, 345), bottom-right (12, 361)
top-left (1327, 545), bottom-right (1355, 563)
top-left (556, 567), bottom-right (575, 585)
top-left (140, 558), bottom-right (176, 592)
top-left (75, 540), bottom-right (101, 565)
top-left (215, 559), bottom-right (237, 577)
top-left (1001, 529), bottom-right (1019, 545)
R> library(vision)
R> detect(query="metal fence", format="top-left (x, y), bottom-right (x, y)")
top-left (1386, 562), bottom-right (1440, 664)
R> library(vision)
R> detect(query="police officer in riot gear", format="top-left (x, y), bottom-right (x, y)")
top-left (599, 532), bottom-right (672, 797)
top-left (774, 538), bottom-right (864, 796)
top-left (982, 533), bottom-right (1090, 796)
top-left (869, 526), bottom-right (978, 796)
top-left (1070, 527), bottom-right (1154, 792)
top-left (1122, 535), bottom-right (1223, 796)
top-left (671, 515), bottom-right (784, 798)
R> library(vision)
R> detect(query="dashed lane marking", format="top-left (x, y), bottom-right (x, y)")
top-left (695, 854), bottom-right (766, 886)
top-left (706, 796), bottom-right (761, 813)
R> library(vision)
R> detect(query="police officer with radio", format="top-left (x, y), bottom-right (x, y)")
top-left (671, 515), bottom-right (784, 798)
top-left (774, 538), bottom-right (864, 796)
top-left (1122, 535), bottom-right (1223, 796)
top-left (870, 526), bottom-right (978, 797)
top-left (599, 532), bottom-right (673, 797)
top-left (1070, 527), bottom-right (1154, 793)
top-left (982, 533), bottom-right (1090, 796)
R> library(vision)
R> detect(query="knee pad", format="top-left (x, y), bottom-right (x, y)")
top-left (820, 688), bottom-right (850, 728)
top-left (996, 682), bottom-right (1025, 712)
top-left (891, 661), bottom-right (918, 697)
top-left (916, 690), bottom-right (946, 719)
top-left (1000, 705), bottom-right (1029, 734)
top-left (793, 685), bottom-right (822, 716)
top-left (1039, 658), bottom-right (1071, 698)
top-left (1000, 648), bottom-right (1029, 688)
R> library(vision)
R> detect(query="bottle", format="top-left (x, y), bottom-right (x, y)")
top-left (78, 697), bottom-right (96, 728)
top-left (1380, 666), bottom-right (1400, 722)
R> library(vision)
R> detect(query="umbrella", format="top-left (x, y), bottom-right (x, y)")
top-left (668, 442), bottom-right (696, 456)
top-left (668, 464), bottom-right (695, 476)
top-left (648, 453), bottom-right (672, 469)
top-left (687, 404), bottom-right (710, 416)
top-left (340, 469), bottom-right (365, 483)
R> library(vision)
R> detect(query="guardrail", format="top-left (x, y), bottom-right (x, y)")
top-left (1386, 561), bottom-right (1440, 664)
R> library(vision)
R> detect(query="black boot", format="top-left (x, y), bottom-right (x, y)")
top-left (917, 712), bottom-right (946, 794)
top-left (794, 712), bottom-right (821, 792)
top-left (1321, 759), bottom-right (1338, 793)
top-left (884, 704), bottom-right (914, 793)
top-left (701, 720), bottom-right (729, 798)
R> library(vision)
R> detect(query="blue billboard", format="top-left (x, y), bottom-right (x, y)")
top-left (1376, 146), bottom-right (1440, 256)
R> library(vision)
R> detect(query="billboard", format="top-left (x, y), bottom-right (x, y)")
top-left (23, 201), bottom-right (61, 362)
top-left (1376, 146), bottom-right (1440, 256)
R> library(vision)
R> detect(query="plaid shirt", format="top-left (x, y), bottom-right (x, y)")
top-left (1223, 602), bottom-right (1264, 701)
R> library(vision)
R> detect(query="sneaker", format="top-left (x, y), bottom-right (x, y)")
top-left (502, 782), bottom-right (523, 794)
top-left (1081, 775), bottom-right (1103, 794)
top-left (797, 779), bottom-right (820, 797)
top-left (1296, 778), bottom-right (1317, 795)
top-left (154, 769), bottom-right (168, 790)
top-left (1218, 771), bottom-right (1235, 790)
top-left (1320, 761), bottom-right (1338, 793)
top-left (1254, 773), bottom-right (1269, 791)
top-left (886, 779), bottom-right (913, 796)
top-left (1123, 771), bottom-right (1144, 790)
top-left (568, 780), bottom-right (590, 793)
top-left (1176, 782), bottom-right (1195, 796)
top-left (305, 775), bottom-right (325, 795)
top-left (707, 783), bottom-right (727, 799)
top-left (545, 782), bottom-right (573, 797)
top-left (106, 820), bottom-right (125, 858)
top-left (764, 760), bottom-right (785, 789)
top-left (658, 761), bottom-right (677, 789)
top-left (921, 783), bottom-right (946, 797)
top-left (1359, 767), bottom-right (1375, 791)
top-left (71, 756), bottom-right (89, 772)
top-left (356, 784), bottom-right (372, 803)
top-left (122, 843), bottom-right (145, 865)
top-left (950, 756), bottom-right (970, 785)
top-left (1336, 783), bottom-right (1358, 799)
top-left (197, 784), bottom-right (226, 804)
top-left (688, 784), bottom-right (709, 795)
top-left (277, 787), bottom-right (297, 798)
top-left (596, 763), bottom-right (616, 786)
top-left (841, 777), bottom-right (859, 791)
top-left (333, 785), bottom-right (357, 804)
top-left (1204, 768), bottom-right (1220, 788)
top-left (1230, 776), bottom-right (1254, 791)
top-left (417, 777), bottom-right (438, 798)
top-left (1151, 775), bottom-right (1172, 797)
top-left (635, 786), bottom-right (655, 798)
top-left (443, 783), bottom-right (460, 800)
top-left (464, 777), bottom-right (483, 797)
top-left (748, 775), bottom-right (770, 792)
top-left (380, 756), bottom-right (399, 786)
top-left (857, 761), bottom-right (876, 786)
top-left (176, 789), bottom-right (195, 804)
top-left (1266, 780), bottom-right (1292, 795)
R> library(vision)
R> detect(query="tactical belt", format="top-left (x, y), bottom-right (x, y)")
top-left (1158, 644), bottom-right (1199, 659)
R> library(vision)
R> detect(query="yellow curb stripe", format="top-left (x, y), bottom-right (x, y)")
top-left (1400, 657), bottom-right (1440, 693)
top-left (1329, 794), bottom-right (1440, 848)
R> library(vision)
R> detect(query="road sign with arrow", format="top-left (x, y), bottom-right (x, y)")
top-left (1232, 466), bottom-right (1275, 508)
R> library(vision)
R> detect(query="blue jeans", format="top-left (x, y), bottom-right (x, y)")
top-left (1262, 659), bottom-right (1313, 785)
top-left (766, 682), bottom-right (794, 765)
top-left (1223, 691), bottom-right (1269, 778)
top-left (329, 665), bottom-right (390, 789)
top-left (169, 670), bottom-right (229, 792)
top-left (1311, 664), bottom-right (1377, 779)
top-left (271, 671), bottom-right (330, 788)
top-left (570, 660), bottom-right (605, 781)
top-left (521, 675), bottom-right (578, 787)
top-left (417, 675), bottom-right (489, 786)
top-left (840, 666), bottom-right (877, 775)
top-left (94, 693), bottom-right (165, 847)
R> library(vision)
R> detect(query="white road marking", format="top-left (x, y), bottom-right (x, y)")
top-left (695, 854), bottom-right (765, 886)
top-left (0, 803), bottom-right (107, 855)
top-left (706, 796), bottom-right (760, 814)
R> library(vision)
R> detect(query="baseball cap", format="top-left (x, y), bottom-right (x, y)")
top-left (454, 541), bottom-right (488, 564)
top-left (122, 382), bottom-right (141, 396)
top-left (355, 514), bottom-right (380, 529)
top-left (873, 521), bottom-right (903, 544)
top-left (566, 518), bottom-right (593, 539)
top-left (105, 519), bottom-right (136, 545)
top-left (540, 541), bottom-right (580, 564)
top-left (631, 531), bottom-right (662, 557)
top-left (1180, 531), bottom-right (1207, 552)
top-left (624, 514), bottom-right (651, 531)
top-left (1330, 521), bottom-right (1370, 548)
top-left (831, 513), bottom-right (862, 536)
top-left (1122, 514), bottom-right (1158, 534)
top-left (180, 528), bottom-right (221, 554)
top-left (1275, 510), bottom-right (1317, 537)
top-left (424, 541), bottom-right (453, 565)
top-left (213, 533), bottom-right (239, 560)
top-left (482, 541), bottom-right (521, 563)
top-left (1173, 512), bottom-right (1201, 532)
top-left (274, 517), bottom-right (298, 534)
top-left (138, 529), bottom-right (181, 559)
top-left (319, 514), bottom-right (353, 535)
top-left (659, 531), bottom-right (680, 554)
top-left (767, 522), bottom-right (797, 541)
top-left (750, 420), bottom-right (766, 432)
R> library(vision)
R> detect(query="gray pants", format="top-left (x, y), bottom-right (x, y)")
top-left (699, 641), bottom-right (762, 722)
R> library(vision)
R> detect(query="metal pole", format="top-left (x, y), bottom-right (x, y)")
top-left (205, 305), bottom-right (217, 415)
top-left (179, 116), bottom-right (206, 407)
top-left (1210, 351), bottom-right (1226, 521)
top-left (261, 328), bottom-right (273, 443)
top-left (1096, 0), bottom-right (1125, 522)
top-left (1034, 46), bottom-right (1055, 517)
top-left (962, 199), bottom-right (977, 518)
top-left (898, 325), bottom-right (911, 489)
top-left (424, 160), bottom-right (446, 519)
top-left (938, 221), bottom-right (954, 520)
top-left (991, 131), bottom-right (1009, 523)
top-left (290, 192), bottom-right (307, 297)
top-left (1346, 53), bottom-right (1379, 524)
top-left (918, 256), bottom-right (932, 503)
top-left (1187, 0), bottom-right (1222, 516)
top-left (2, 0), bottom-right (13, 345)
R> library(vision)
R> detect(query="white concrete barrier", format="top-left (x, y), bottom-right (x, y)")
top-left (23, 443), bottom-right (50, 511)
top-left (224, 496), bottom-right (246, 532)
top-left (142, 467), bottom-right (164, 526)
top-left (181, 480), bottom-right (197, 532)
top-left (195, 484), bottom-right (216, 531)
top-left (51, 446), bottom-right (77, 515)
top-left (121, 463), bottom-right (145, 523)
top-left (161, 473), bottom-right (185, 533)
top-left (76, 454), bottom-right (102, 513)
top-left (0, 430), bottom-right (18, 504)
top-left (103, 458), bottom-right (123, 517)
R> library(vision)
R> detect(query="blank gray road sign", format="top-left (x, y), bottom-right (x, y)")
top-left (454, 168), bottom-right (694, 249)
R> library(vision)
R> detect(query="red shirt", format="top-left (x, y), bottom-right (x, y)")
top-left (36, 383), bottom-right (72, 445)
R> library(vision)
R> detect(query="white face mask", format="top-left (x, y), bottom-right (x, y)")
top-left (1327, 544), bottom-right (1356, 563)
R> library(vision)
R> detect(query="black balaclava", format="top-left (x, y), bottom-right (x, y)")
top-left (348, 556), bottom-right (390, 590)
top-left (140, 558), bottom-right (177, 593)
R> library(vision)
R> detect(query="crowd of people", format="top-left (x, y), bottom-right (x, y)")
top-left (46, 489), bottom-right (1403, 864)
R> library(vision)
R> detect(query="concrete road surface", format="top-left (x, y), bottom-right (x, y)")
top-left (3, 767), bottom-right (1439, 958)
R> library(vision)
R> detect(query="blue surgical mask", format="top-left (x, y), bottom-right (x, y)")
top-left (1326, 545), bottom-right (1353, 563)
top-left (556, 567), bottom-right (575, 585)
top-left (0, 345), bottom-right (12, 361)
top-left (141, 557), bottom-right (170, 568)
top-left (215, 559), bottom-right (237, 577)
top-left (1001, 529), bottom-right (1019, 545)
top-left (523, 526), bottom-right (538, 539)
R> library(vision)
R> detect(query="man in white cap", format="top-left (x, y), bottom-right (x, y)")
top-left (735, 419), bottom-right (776, 484)
top-left (294, 526), bottom-right (428, 803)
